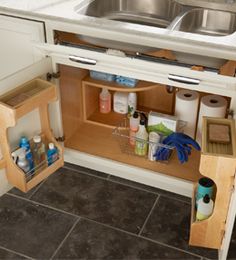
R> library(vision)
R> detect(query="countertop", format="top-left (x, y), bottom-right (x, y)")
top-left (1, 0), bottom-right (236, 59)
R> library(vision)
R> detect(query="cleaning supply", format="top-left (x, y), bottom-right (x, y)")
top-left (196, 194), bottom-right (214, 221)
top-left (196, 177), bottom-right (215, 208)
top-left (113, 92), bottom-right (128, 114)
top-left (128, 92), bottom-right (137, 116)
top-left (17, 151), bottom-right (30, 173)
top-left (135, 119), bottom-right (148, 156)
top-left (47, 143), bottom-right (58, 166)
top-left (155, 132), bottom-right (201, 163)
top-left (129, 111), bottom-right (140, 146)
top-left (32, 135), bottom-right (46, 166)
top-left (99, 88), bottom-right (111, 114)
top-left (19, 136), bottom-right (34, 172)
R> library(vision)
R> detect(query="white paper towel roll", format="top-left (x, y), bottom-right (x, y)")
top-left (196, 95), bottom-right (227, 143)
top-left (175, 89), bottom-right (200, 138)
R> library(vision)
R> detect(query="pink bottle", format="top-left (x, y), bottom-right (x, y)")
top-left (99, 88), bottom-right (111, 113)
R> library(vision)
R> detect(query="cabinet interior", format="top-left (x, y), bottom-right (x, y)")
top-left (59, 64), bottom-right (203, 182)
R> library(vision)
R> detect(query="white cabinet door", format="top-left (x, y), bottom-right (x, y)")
top-left (0, 15), bottom-right (45, 80)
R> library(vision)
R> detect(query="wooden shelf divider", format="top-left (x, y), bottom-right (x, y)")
top-left (0, 78), bottom-right (64, 192)
top-left (189, 117), bottom-right (236, 249)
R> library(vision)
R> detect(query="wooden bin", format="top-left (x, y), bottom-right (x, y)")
top-left (189, 117), bottom-right (236, 249)
top-left (0, 78), bottom-right (64, 192)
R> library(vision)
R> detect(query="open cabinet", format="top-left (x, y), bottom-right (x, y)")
top-left (1, 13), bottom-right (236, 259)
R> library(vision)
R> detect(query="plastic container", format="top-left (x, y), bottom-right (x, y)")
top-left (99, 88), bottom-right (111, 113)
top-left (129, 111), bottom-right (140, 146)
top-left (90, 70), bottom-right (115, 82)
top-left (135, 119), bottom-right (148, 156)
top-left (113, 92), bottom-right (128, 114)
top-left (196, 194), bottom-right (214, 221)
top-left (17, 151), bottom-right (30, 173)
top-left (47, 143), bottom-right (58, 166)
top-left (19, 136), bottom-right (34, 172)
top-left (32, 135), bottom-right (46, 166)
top-left (115, 75), bottom-right (138, 87)
top-left (128, 92), bottom-right (137, 116)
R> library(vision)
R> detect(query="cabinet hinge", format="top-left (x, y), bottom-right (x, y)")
top-left (227, 109), bottom-right (234, 119)
top-left (55, 135), bottom-right (65, 142)
top-left (47, 72), bottom-right (60, 81)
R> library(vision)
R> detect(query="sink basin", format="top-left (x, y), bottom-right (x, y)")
top-left (171, 8), bottom-right (236, 36)
top-left (76, 0), bottom-right (183, 28)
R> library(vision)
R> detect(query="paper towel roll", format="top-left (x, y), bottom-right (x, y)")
top-left (175, 89), bottom-right (199, 138)
top-left (196, 95), bottom-right (227, 143)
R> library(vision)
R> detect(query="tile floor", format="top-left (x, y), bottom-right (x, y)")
top-left (0, 163), bottom-right (235, 260)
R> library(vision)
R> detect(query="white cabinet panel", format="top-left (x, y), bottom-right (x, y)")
top-left (0, 15), bottom-right (45, 80)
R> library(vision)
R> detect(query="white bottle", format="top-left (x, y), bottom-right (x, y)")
top-left (135, 119), bottom-right (148, 156)
top-left (17, 151), bottom-right (30, 173)
top-left (128, 92), bottom-right (137, 116)
top-left (196, 194), bottom-right (214, 221)
top-left (99, 88), bottom-right (111, 114)
top-left (148, 132), bottom-right (161, 161)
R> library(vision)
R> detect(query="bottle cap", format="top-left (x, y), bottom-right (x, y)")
top-left (203, 194), bottom-right (210, 203)
top-left (140, 119), bottom-right (145, 125)
top-left (33, 135), bottom-right (41, 143)
top-left (20, 136), bottom-right (28, 144)
top-left (133, 111), bottom-right (139, 118)
top-left (49, 143), bottom-right (55, 150)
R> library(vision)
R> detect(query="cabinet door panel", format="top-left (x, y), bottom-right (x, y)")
top-left (0, 15), bottom-right (45, 80)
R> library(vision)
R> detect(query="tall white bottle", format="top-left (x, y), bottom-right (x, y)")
top-left (128, 92), bottom-right (137, 116)
top-left (135, 119), bottom-right (148, 156)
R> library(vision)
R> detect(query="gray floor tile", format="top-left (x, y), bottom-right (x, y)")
top-left (0, 194), bottom-right (77, 259)
top-left (7, 182), bottom-right (43, 199)
top-left (30, 167), bottom-right (157, 234)
top-left (53, 218), bottom-right (200, 260)
top-left (141, 196), bottom-right (218, 259)
top-left (64, 162), bottom-right (108, 178)
top-left (109, 175), bottom-right (191, 203)
top-left (0, 247), bottom-right (28, 259)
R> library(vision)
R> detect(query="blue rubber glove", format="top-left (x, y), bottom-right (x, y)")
top-left (155, 133), bottom-right (200, 164)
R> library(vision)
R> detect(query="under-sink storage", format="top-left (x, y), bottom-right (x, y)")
top-left (0, 78), bottom-right (64, 192)
top-left (189, 117), bottom-right (236, 249)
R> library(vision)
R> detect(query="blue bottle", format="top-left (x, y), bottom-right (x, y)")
top-left (19, 136), bottom-right (34, 174)
top-left (47, 143), bottom-right (58, 166)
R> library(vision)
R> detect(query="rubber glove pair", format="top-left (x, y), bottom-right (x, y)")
top-left (155, 133), bottom-right (201, 164)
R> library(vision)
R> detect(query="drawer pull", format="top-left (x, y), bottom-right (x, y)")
top-left (168, 74), bottom-right (200, 85)
top-left (69, 55), bottom-right (97, 65)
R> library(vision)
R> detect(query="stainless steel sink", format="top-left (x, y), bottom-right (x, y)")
top-left (76, 0), bottom-right (184, 28)
top-left (171, 8), bottom-right (236, 36)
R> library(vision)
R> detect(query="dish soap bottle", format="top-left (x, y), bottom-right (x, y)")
top-left (32, 135), bottom-right (46, 166)
top-left (47, 143), bottom-right (58, 166)
top-left (99, 88), bottom-right (111, 113)
top-left (196, 194), bottom-right (214, 221)
top-left (135, 119), bottom-right (148, 156)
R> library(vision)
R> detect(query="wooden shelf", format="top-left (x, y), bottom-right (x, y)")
top-left (189, 117), bottom-right (236, 249)
top-left (83, 76), bottom-right (162, 92)
top-left (0, 78), bottom-right (64, 192)
top-left (65, 123), bottom-right (202, 183)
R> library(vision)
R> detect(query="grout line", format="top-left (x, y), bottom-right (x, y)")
top-left (0, 245), bottom-right (34, 260)
top-left (79, 217), bottom-right (204, 260)
top-left (50, 218), bottom-right (80, 260)
top-left (63, 165), bottom-right (109, 181)
top-left (27, 179), bottom-right (47, 199)
top-left (138, 195), bottom-right (160, 236)
top-left (5, 193), bottom-right (205, 259)
top-left (6, 193), bottom-right (80, 219)
top-left (63, 164), bottom-right (191, 204)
